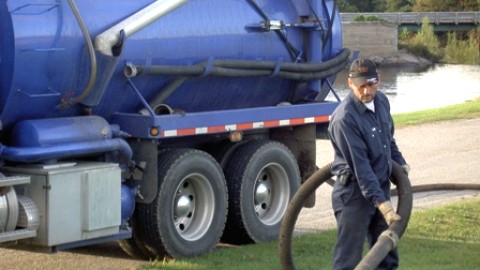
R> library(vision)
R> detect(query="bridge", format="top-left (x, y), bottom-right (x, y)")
top-left (341, 12), bottom-right (480, 31)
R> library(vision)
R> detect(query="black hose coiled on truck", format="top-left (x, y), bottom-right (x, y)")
top-left (279, 161), bottom-right (413, 270)
top-left (124, 48), bottom-right (350, 81)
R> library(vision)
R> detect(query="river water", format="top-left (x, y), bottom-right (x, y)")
top-left (329, 64), bottom-right (480, 114)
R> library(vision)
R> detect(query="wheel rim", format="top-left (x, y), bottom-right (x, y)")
top-left (172, 173), bottom-right (215, 241)
top-left (253, 163), bottom-right (290, 226)
top-left (0, 186), bottom-right (19, 232)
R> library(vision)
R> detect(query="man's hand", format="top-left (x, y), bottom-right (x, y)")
top-left (378, 201), bottom-right (401, 225)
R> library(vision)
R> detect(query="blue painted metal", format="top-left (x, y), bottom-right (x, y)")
top-left (11, 116), bottom-right (111, 147)
top-left (112, 102), bottom-right (338, 139)
top-left (0, 0), bottom-right (344, 162)
top-left (0, 138), bottom-right (132, 163)
top-left (0, 0), bottom-right (343, 129)
top-left (0, 115), bottom-right (133, 163)
top-left (121, 184), bottom-right (136, 225)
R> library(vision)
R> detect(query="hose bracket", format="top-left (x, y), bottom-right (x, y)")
top-left (200, 57), bottom-right (215, 77)
top-left (269, 58), bottom-right (283, 77)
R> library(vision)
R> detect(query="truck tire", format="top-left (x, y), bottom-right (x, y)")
top-left (137, 149), bottom-right (228, 258)
top-left (223, 140), bottom-right (300, 244)
top-left (117, 210), bottom-right (156, 259)
top-left (118, 148), bottom-right (173, 259)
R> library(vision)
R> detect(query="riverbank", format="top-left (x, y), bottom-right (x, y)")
top-left (369, 49), bottom-right (433, 68)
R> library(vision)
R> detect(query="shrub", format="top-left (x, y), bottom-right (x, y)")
top-left (410, 17), bottom-right (443, 61)
top-left (353, 15), bottom-right (365, 22)
top-left (400, 17), bottom-right (442, 62)
top-left (353, 15), bottom-right (380, 22)
top-left (365, 16), bottom-right (380, 21)
top-left (443, 30), bottom-right (480, 65)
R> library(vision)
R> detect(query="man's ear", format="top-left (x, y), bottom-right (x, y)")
top-left (347, 78), bottom-right (355, 89)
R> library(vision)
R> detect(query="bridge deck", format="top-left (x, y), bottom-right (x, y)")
top-left (341, 12), bottom-right (480, 25)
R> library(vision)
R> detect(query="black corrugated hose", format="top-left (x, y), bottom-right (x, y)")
top-left (354, 162), bottom-right (412, 270)
top-left (123, 48), bottom-right (350, 81)
top-left (278, 162), bottom-right (334, 270)
top-left (279, 161), bottom-right (480, 270)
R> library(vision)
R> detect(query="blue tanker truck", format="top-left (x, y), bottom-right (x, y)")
top-left (0, 0), bottom-right (348, 259)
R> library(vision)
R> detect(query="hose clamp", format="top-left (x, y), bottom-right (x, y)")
top-left (201, 57), bottom-right (215, 77)
top-left (380, 229), bottom-right (399, 248)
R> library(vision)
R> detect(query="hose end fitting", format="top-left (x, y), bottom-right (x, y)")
top-left (124, 62), bottom-right (138, 78)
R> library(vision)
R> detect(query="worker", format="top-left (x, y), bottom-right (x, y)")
top-left (328, 58), bottom-right (410, 270)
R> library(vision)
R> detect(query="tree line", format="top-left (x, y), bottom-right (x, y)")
top-left (340, 0), bottom-right (480, 12)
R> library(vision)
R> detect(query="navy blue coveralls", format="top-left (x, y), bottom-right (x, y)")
top-left (328, 91), bottom-right (407, 270)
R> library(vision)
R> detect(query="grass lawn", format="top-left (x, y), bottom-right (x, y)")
top-left (140, 199), bottom-right (480, 270)
top-left (393, 97), bottom-right (480, 127)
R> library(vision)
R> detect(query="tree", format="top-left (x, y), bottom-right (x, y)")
top-left (459, 0), bottom-right (480, 11)
top-left (410, 17), bottom-right (442, 61)
top-left (412, 0), bottom-right (464, 11)
top-left (386, 0), bottom-right (413, 12)
top-left (372, 0), bottom-right (386, 12)
top-left (339, 1), bottom-right (361, 12)
top-left (444, 30), bottom-right (480, 64)
top-left (338, 0), bottom-right (378, 12)
top-left (339, 0), bottom-right (413, 12)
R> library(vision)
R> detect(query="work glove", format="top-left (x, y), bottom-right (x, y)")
top-left (401, 164), bottom-right (410, 176)
top-left (378, 200), bottom-right (401, 225)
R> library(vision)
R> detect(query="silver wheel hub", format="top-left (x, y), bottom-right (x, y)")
top-left (253, 163), bottom-right (290, 226)
top-left (172, 174), bottom-right (215, 241)
top-left (175, 195), bottom-right (194, 220)
top-left (255, 182), bottom-right (271, 210)
top-left (0, 187), bottom-right (19, 232)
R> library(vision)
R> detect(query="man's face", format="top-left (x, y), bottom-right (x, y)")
top-left (348, 78), bottom-right (379, 103)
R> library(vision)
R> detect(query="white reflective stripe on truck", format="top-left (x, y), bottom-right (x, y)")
top-left (161, 115), bottom-right (330, 138)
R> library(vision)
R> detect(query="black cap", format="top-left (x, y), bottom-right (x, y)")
top-left (349, 58), bottom-right (378, 86)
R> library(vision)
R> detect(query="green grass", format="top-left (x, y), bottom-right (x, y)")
top-left (139, 199), bottom-right (480, 270)
top-left (400, 199), bottom-right (480, 269)
top-left (393, 97), bottom-right (480, 127)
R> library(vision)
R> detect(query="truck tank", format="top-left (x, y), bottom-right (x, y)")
top-left (0, 0), bottom-right (344, 133)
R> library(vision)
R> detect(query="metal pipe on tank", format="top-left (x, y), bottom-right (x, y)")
top-left (0, 138), bottom-right (133, 163)
top-left (307, 0), bottom-right (324, 93)
top-left (94, 0), bottom-right (189, 56)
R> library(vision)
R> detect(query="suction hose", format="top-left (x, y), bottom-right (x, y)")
top-left (279, 162), bottom-right (333, 270)
top-left (279, 161), bottom-right (412, 270)
top-left (354, 162), bottom-right (412, 270)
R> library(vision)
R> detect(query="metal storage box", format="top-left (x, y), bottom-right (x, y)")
top-left (7, 162), bottom-right (121, 247)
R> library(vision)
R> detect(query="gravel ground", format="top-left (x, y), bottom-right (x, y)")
top-left (1, 118), bottom-right (479, 269)
top-left (298, 118), bottom-right (480, 233)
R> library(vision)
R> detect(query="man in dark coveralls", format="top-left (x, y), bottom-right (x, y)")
top-left (328, 58), bottom-right (410, 270)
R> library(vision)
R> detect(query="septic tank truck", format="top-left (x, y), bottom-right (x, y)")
top-left (0, 0), bottom-right (348, 259)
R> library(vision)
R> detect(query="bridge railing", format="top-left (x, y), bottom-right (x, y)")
top-left (341, 12), bottom-right (480, 25)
